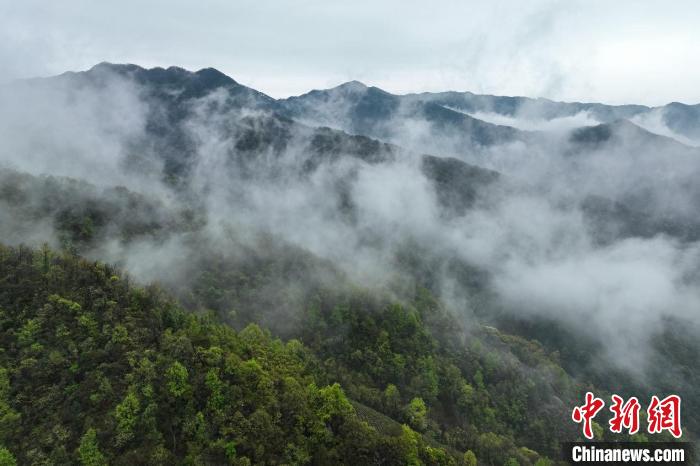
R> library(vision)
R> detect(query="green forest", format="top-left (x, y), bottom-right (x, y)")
top-left (0, 242), bottom-right (588, 465)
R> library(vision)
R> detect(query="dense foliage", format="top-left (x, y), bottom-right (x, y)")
top-left (0, 244), bottom-right (470, 465)
top-left (0, 241), bottom-right (590, 465)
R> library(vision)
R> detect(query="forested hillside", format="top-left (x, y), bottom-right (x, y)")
top-left (0, 244), bottom-right (447, 465)
top-left (0, 244), bottom-right (588, 465)
top-left (1, 61), bottom-right (698, 465)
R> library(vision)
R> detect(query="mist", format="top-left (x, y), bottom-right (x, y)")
top-left (457, 110), bottom-right (600, 132)
top-left (1, 64), bottom-right (699, 385)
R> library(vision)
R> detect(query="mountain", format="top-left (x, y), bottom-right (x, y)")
top-left (662, 102), bottom-right (700, 142)
top-left (403, 89), bottom-right (700, 145)
top-left (567, 119), bottom-right (698, 152)
top-left (280, 81), bottom-right (525, 155)
top-left (280, 79), bottom-right (700, 163)
top-left (1, 63), bottom-right (700, 464)
top-left (0, 244), bottom-right (466, 464)
top-left (403, 90), bottom-right (650, 122)
top-left (51, 62), bottom-right (279, 110)
top-left (0, 240), bottom-right (580, 465)
top-left (24, 63), bottom-right (501, 214)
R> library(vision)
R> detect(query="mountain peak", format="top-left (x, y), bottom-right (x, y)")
top-left (194, 67), bottom-right (238, 86)
top-left (89, 62), bottom-right (144, 73)
top-left (87, 63), bottom-right (236, 85)
top-left (334, 80), bottom-right (369, 93)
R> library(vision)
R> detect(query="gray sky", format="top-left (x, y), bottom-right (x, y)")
top-left (1, 0), bottom-right (699, 105)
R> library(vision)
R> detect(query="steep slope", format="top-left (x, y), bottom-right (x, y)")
top-left (0, 244), bottom-right (585, 465)
top-left (0, 244), bottom-right (462, 465)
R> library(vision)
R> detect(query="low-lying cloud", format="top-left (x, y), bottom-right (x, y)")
top-left (1, 67), bottom-right (699, 384)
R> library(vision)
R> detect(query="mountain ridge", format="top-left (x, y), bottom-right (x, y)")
top-left (19, 62), bottom-right (696, 150)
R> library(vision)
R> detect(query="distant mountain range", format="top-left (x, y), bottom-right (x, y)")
top-left (43, 62), bottom-right (700, 149)
top-left (9, 62), bottom-right (700, 238)
top-left (284, 78), bottom-right (700, 142)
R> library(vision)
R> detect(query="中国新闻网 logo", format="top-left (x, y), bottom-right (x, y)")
top-left (572, 392), bottom-right (681, 439)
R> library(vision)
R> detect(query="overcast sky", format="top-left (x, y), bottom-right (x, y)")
top-left (1, 0), bottom-right (699, 105)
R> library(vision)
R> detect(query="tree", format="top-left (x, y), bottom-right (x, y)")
top-left (0, 369), bottom-right (19, 442)
top-left (383, 383), bottom-right (401, 414)
top-left (463, 450), bottom-right (477, 466)
top-left (457, 382), bottom-right (475, 410)
top-left (315, 383), bottom-right (354, 424)
top-left (115, 390), bottom-right (141, 447)
top-left (77, 429), bottom-right (107, 466)
top-left (405, 397), bottom-right (428, 431)
top-left (409, 356), bottom-right (439, 402)
top-left (399, 425), bottom-right (421, 466)
top-left (0, 447), bottom-right (16, 466)
top-left (166, 361), bottom-right (190, 398)
top-left (478, 432), bottom-right (505, 465)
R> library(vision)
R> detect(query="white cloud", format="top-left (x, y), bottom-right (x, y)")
top-left (631, 109), bottom-right (700, 147)
top-left (460, 110), bottom-right (601, 132)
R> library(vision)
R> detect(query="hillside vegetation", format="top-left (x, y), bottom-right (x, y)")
top-left (0, 244), bottom-right (584, 465)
